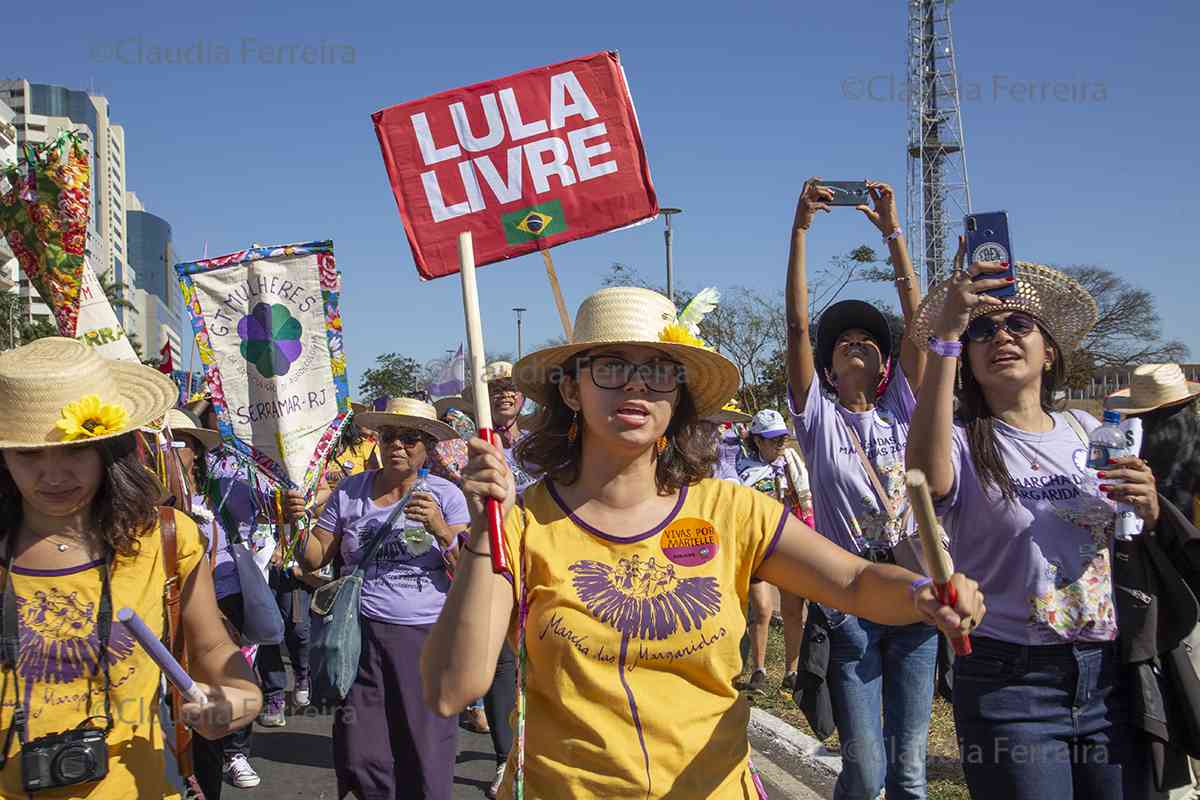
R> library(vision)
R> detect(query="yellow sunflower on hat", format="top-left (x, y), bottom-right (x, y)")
top-left (56, 394), bottom-right (130, 440)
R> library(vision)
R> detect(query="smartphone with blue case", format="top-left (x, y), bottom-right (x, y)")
top-left (964, 211), bottom-right (1016, 297)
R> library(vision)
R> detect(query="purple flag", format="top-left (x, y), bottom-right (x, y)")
top-left (427, 344), bottom-right (465, 399)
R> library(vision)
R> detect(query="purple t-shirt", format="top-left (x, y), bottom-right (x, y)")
top-left (789, 364), bottom-right (917, 554)
top-left (936, 411), bottom-right (1116, 645)
top-left (738, 455), bottom-right (787, 499)
top-left (319, 470), bottom-right (470, 625)
top-left (712, 431), bottom-right (743, 482)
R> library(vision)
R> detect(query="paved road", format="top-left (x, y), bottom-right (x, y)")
top-left (220, 700), bottom-right (827, 799)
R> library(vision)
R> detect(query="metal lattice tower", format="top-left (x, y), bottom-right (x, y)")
top-left (906, 0), bottom-right (972, 288)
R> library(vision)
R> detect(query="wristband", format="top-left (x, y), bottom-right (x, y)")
top-left (909, 576), bottom-right (934, 599)
top-left (927, 337), bottom-right (963, 358)
top-left (883, 227), bottom-right (903, 242)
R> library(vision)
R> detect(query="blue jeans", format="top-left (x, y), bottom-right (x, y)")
top-left (259, 567), bottom-right (312, 700)
top-left (953, 636), bottom-right (1153, 800)
top-left (825, 609), bottom-right (937, 800)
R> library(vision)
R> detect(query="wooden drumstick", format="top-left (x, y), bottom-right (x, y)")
top-left (905, 469), bottom-right (971, 655)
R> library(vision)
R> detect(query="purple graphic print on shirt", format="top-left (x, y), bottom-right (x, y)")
top-left (569, 554), bottom-right (723, 796)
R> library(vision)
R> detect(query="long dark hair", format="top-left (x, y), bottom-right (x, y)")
top-left (1139, 401), bottom-right (1200, 516)
top-left (957, 324), bottom-right (1067, 500)
top-left (0, 433), bottom-right (164, 557)
top-left (516, 357), bottom-right (716, 494)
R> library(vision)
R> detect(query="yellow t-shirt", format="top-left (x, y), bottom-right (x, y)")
top-left (323, 438), bottom-right (378, 489)
top-left (498, 478), bottom-right (788, 800)
top-left (0, 509), bottom-right (205, 799)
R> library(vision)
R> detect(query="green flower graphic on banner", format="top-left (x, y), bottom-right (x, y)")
top-left (238, 302), bottom-right (303, 378)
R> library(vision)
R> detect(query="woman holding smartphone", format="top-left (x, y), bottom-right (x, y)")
top-left (906, 242), bottom-right (1159, 799)
top-left (784, 178), bottom-right (935, 800)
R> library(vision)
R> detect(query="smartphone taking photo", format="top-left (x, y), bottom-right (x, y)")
top-left (964, 211), bottom-right (1017, 297)
top-left (821, 181), bottom-right (870, 207)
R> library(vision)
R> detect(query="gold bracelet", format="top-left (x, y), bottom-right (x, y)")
top-left (894, 274), bottom-right (916, 286)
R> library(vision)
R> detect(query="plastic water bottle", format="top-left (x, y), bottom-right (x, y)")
top-left (403, 468), bottom-right (435, 556)
top-left (1087, 410), bottom-right (1139, 540)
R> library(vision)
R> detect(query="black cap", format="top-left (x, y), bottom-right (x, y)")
top-left (816, 300), bottom-right (894, 375)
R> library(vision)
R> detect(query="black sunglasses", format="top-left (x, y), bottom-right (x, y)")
top-left (965, 312), bottom-right (1038, 344)
top-left (378, 427), bottom-right (424, 446)
top-left (579, 355), bottom-right (685, 393)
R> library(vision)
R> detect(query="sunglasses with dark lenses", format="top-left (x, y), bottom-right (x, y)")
top-left (378, 427), bottom-right (424, 446)
top-left (965, 312), bottom-right (1038, 343)
top-left (580, 355), bottom-right (685, 393)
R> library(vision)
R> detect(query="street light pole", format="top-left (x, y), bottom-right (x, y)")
top-left (661, 208), bottom-right (683, 303)
top-left (513, 307), bottom-right (527, 359)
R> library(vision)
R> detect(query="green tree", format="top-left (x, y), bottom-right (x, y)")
top-left (359, 353), bottom-right (422, 402)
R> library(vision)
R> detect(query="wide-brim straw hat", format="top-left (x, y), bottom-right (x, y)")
top-left (1106, 363), bottom-right (1200, 416)
top-left (433, 395), bottom-right (474, 419)
top-left (164, 408), bottom-right (221, 450)
top-left (462, 361), bottom-right (518, 402)
top-left (909, 262), bottom-right (1099, 353)
top-left (512, 287), bottom-right (740, 418)
top-left (355, 397), bottom-right (458, 441)
top-left (0, 337), bottom-right (178, 448)
top-left (705, 400), bottom-right (752, 424)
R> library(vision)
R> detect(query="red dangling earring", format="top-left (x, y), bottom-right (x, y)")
top-left (567, 411), bottom-right (579, 444)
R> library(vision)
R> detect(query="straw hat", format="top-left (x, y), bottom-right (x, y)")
top-left (1106, 363), bottom-right (1200, 416)
top-left (0, 337), bottom-right (177, 448)
top-left (512, 287), bottom-right (740, 418)
top-left (164, 408), bottom-right (221, 450)
top-left (909, 262), bottom-right (1099, 353)
top-left (705, 399), bottom-right (752, 424)
top-left (354, 397), bottom-right (458, 441)
top-left (433, 395), bottom-right (474, 419)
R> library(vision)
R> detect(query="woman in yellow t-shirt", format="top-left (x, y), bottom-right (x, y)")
top-left (423, 288), bottom-right (986, 800)
top-left (0, 338), bottom-right (262, 799)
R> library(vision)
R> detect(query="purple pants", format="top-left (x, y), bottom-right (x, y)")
top-left (335, 619), bottom-right (457, 800)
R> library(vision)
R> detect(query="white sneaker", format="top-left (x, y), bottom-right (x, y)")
top-left (487, 763), bottom-right (506, 799)
top-left (223, 754), bottom-right (261, 788)
top-left (293, 681), bottom-right (310, 708)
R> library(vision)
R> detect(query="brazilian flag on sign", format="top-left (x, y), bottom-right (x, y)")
top-left (502, 200), bottom-right (567, 244)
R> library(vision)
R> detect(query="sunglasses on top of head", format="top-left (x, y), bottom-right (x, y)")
top-left (578, 355), bottom-right (685, 393)
top-left (965, 312), bottom-right (1038, 344)
top-left (378, 427), bottom-right (424, 446)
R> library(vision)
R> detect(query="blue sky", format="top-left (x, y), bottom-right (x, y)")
top-left (8, 0), bottom-right (1199, 389)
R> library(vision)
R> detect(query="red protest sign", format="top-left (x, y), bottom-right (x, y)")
top-left (372, 51), bottom-right (658, 280)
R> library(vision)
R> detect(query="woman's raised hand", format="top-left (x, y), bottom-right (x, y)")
top-left (794, 177), bottom-right (834, 231)
top-left (933, 235), bottom-right (1014, 340)
top-left (461, 436), bottom-right (517, 523)
top-left (856, 180), bottom-right (900, 236)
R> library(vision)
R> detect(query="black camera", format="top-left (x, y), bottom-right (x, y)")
top-left (21, 727), bottom-right (108, 792)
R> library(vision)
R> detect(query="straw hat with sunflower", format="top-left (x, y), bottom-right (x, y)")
top-left (513, 287), bottom-right (740, 417)
top-left (0, 338), bottom-right (177, 448)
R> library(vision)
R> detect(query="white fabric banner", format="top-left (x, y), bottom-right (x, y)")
top-left (187, 251), bottom-right (337, 486)
top-left (76, 261), bottom-right (140, 362)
